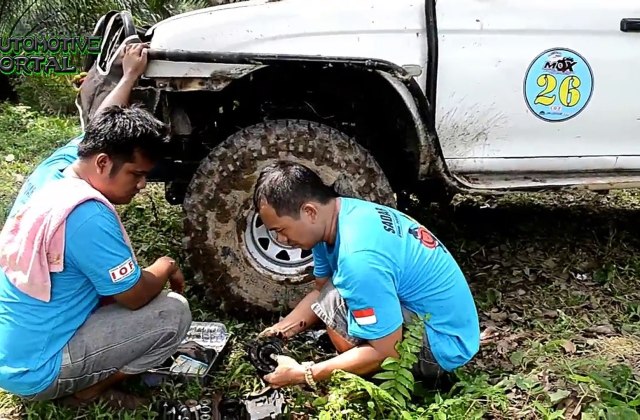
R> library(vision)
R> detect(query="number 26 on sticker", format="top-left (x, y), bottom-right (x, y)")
top-left (535, 74), bottom-right (581, 107)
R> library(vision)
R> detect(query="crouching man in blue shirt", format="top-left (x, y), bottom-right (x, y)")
top-left (0, 43), bottom-right (191, 409)
top-left (254, 161), bottom-right (480, 389)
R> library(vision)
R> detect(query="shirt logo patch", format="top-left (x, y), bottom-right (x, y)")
top-left (408, 226), bottom-right (440, 250)
top-left (353, 308), bottom-right (377, 326)
top-left (109, 258), bottom-right (135, 283)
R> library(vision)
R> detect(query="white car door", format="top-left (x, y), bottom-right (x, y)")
top-left (435, 0), bottom-right (640, 181)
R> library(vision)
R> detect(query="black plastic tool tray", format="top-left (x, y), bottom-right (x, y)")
top-left (144, 321), bottom-right (231, 385)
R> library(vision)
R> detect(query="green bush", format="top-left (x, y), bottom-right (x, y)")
top-left (10, 73), bottom-right (78, 116)
top-left (0, 103), bottom-right (79, 221)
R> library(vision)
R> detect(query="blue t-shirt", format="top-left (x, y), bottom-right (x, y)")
top-left (0, 136), bottom-right (141, 396)
top-left (8, 136), bottom-right (83, 219)
top-left (312, 198), bottom-right (480, 372)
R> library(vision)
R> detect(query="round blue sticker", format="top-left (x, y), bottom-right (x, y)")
top-left (524, 48), bottom-right (594, 122)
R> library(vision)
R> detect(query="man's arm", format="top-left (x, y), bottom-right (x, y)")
top-left (260, 245), bottom-right (333, 338)
top-left (259, 277), bottom-right (328, 338)
top-left (264, 326), bottom-right (403, 387)
top-left (264, 251), bottom-right (404, 387)
top-left (95, 43), bottom-right (149, 113)
top-left (67, 203), bottom-right (184, 311)
top-left (113, 256), bottom-right (178, 310)
top-left (310, 253), bottom-right (403, 379)
top-left (311, 327), bottom-right (402, 379)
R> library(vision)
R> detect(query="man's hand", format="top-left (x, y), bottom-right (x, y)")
top-left (263, 355), bottom-right (306, 388)
top-left (122, 42), bottom-right (149, 81)
top-left (258, 323), bottom-right (288, 339)
top-left (154, 256), bottom-right (177, 273)
top-left (154, 256), bottom-right (185, 294)
top-left (169, 267), bottom-right (185, 294)
top-left (258, 321), bottom-right (303, 339)
top-left (257, 285), bottom-right (326, 339)
top-left (94, 42), bottom-right (150, 113)
top-left (115, 256), bottom-right (179, 310)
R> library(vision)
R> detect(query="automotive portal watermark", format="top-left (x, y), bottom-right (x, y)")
top-left (0, 36), bottom-right (102, 75)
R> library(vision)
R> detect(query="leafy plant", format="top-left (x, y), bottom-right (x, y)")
top-left (315, 370), bottom-right (407, 420)
top-left (0, 0), bottom-right (218, 40)
top-left (533, 401), bottom-right (565, 420)
top-left (372, 314), bottom-right (428, 407)
top-left (11, 74), bottom-right (77, 115)
top-left (313, 316), bottom-right (434, 419)
top-left (564, 359), bottom-right (640, 418)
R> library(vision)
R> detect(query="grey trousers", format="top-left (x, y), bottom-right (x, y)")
top-left (28, 291), bottom-right (192, 401)
top-left (310, 281), bottom-right (448, 386)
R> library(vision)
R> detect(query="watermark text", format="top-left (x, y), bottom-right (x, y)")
top-left (0, 36), bottom-right (102, 75)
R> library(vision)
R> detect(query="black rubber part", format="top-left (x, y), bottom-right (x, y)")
top-left (218, 398), bottom-right (247, 420)
top-left (246, 337), bottom-right (285, 376)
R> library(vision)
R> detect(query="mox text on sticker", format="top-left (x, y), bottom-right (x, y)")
top-left (109, 258), bottom-right (135, 283)
top-left (353, 308), bottom-right (377, 325)
top-left (524, 48), bottom-right (594, 122)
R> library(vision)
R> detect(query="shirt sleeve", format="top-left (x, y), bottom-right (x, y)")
top-left (65, 201), bottom-right (141, 296)
top-left (312, 244), bottom-right (333, 278)
top-left (332, 250), bottom-right (403, 340)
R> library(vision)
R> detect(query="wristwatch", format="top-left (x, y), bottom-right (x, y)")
top-left (301, 361), bottom-right (317, 388)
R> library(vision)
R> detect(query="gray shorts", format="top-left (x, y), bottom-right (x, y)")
top-left (310, 281), bottom-right (447, 385)
top-left (26, 291), bottom-right (192, 401)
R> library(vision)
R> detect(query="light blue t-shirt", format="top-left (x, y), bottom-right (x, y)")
top-left (0, 136), bottom-right (141, 396)
top-left (312, 198), bottom-right (480, 372)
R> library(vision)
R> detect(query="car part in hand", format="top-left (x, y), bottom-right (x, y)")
top-left (246, 337), bottom-right (285, 376)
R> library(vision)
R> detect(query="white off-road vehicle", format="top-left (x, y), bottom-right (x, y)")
top-left (79, 0), bottom-right (640, 314)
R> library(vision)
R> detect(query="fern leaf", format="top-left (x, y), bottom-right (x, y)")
top-left (392, 390), bottom-right (406, 408)
top-left (398, 367), bottom-right (415, 383)
top-left (372, 371), bottom-right (397, 381)
top-left (396, 382), bottom-right (412, 400)
top-left (404, 352), bottom-right (419, 365)
top-left (396, 374), bottom-right (414, 392)
top-left (409, 328), bottom-right (423, 341)
top-left (380, 380), bottom-right (397, 390)
top-left (381, 357), bottom-right (400, 370)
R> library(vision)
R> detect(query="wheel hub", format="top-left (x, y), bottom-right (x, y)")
top-left (244, 211), bottom-right (313, 276)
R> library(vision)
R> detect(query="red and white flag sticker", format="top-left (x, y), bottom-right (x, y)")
top-left (109, 258), bottom-right (135, 283)
top-left (352, 308), bottom-right (377, 325)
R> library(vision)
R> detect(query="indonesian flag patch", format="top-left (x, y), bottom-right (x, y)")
top-left (352, 308), bottom-right (377, 326)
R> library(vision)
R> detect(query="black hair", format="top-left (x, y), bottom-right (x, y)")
top-left (78, 105), bottom-right (168, 174)
top-left (253, 161), bottom-right (338, 218)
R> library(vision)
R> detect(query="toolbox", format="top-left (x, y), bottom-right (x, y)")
top-left (143, 321), bottom-right (231, 386)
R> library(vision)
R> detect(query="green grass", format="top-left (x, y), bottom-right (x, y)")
top-left (0, 103), bottom-right (639, 419)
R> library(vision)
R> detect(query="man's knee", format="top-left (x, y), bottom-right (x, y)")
top-left (117, 292), bottom-right (192, 375)
top-left (326, 326), bottom-right (357, 353)
top-left (311, 281), bottom-right (364, 348)
top-left (155, 291), bottom-right (192, 343)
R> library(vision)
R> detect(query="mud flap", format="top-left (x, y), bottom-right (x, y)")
top-left (75, 11), bottom-right (150, 130)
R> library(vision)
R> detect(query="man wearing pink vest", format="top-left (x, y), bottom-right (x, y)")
top-left (0, 43), bottom-right (191, 409)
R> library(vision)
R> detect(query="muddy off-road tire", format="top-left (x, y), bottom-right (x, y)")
top-left (183, 120), bottom-right (395, 314)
